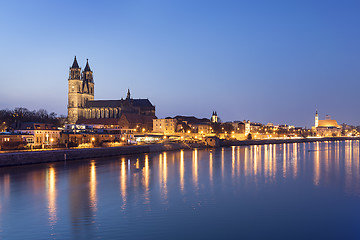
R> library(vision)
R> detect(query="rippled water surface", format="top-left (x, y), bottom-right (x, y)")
top-left (1, 140), bottom-right (360, 239)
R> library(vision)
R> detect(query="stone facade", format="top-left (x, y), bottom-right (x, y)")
top-left (67, 57), bottom-right (156, 125)
top-left (153, 118), bottom-right (177, 134)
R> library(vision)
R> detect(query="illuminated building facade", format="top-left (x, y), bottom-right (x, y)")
top-left (15, 123), bottom-right (61, 146)
top-left (312, 110), bottom-right (342, 136)
top-left (67, 57), bottom-right (156, 125)
top-left (211, 111), bottom-right (218, 123)
top-left (153, 118), bottom-right (177, 134)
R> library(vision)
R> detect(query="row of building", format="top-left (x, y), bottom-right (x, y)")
top-left (0, 110), bottom-right (351, 150)
top-left (0, 57), bottom-right (352, 150)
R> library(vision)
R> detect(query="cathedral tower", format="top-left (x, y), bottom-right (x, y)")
top-left (315, 110), bottom-right (319, 128)
top-left (81, 59), bottom-right (94, 107)
top-left (67, 57), bottom-right (95, 124)
top-left (211, 111), bottom-right (218, 123)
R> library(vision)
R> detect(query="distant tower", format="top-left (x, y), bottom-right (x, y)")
top-left (67, 57), bottom-right (94, 124)
top-left (211, 111), bottom-right (218, 123)
top-left (126, 89), bottom-right (131, 100)
top-left (315, 110), bottom-right (319, 128)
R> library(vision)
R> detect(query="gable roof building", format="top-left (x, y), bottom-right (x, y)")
top-left (67, 57), bottom-right (156, 129)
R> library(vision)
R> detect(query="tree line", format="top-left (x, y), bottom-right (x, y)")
top-left (0, 108), bottom-right (66, 131)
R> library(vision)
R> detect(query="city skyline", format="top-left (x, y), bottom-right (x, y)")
top-left (1, 1), bottom-right (359, 127)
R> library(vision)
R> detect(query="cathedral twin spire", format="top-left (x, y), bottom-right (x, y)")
top-left (71, 56), bottom-right (80, 69)
top-left (70, 56), bottom-right (130, 99)
top-left (70, 56), bottom-right (92, 72)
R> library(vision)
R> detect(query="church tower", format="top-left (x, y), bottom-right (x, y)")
top-left (81, 59), bottom-right (94, 108)
top-left (67, 57), bottom-right (95, 124)
top-left (68, 56), bottom-right (82, 124)
top-left (315, 110), bottom-right (319, 128)
top-left (211, 111), bottom-right (218, 123)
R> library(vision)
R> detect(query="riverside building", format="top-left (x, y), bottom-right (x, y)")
top-left (67, 57), bottom-right (156, 127)
top-left (312, 110), bottom-right (342, 137)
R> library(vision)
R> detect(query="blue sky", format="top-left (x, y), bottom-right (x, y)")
top-left (0, 0), bottom-right (359, 127)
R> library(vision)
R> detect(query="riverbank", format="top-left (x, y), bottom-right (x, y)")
top-left (0, 137), bottom-right (358, 167)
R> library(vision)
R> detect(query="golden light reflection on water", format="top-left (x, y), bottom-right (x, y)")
top-left (159, 152), bottom-right (168, 201)
top-left (221, 148), bottom-right (225, 180)
top-left (237, 146), bottom-right (240, 178)
top-left (89, 161), bottom-right (97, 212)
top-left (193, 149), bottom-right (199, 191)
top-left (47, 166), bottom-right (56, 226)
top-left (272, 144), bottom-right (276, 179)
top-left (180, 150), bottom-right (184, 192)
top-left (244, 147), bottom-right (249, 176)
top-left (293, 143), bottom-right (298, 179)
top-left (232, 146), bottom-right (235, 179)
top-left (264, 145), bottom-right (268, 179)
top-left (209, 151), bottom-right (213, 185)
top-left (120, 158), bottom-right (127, 207)
top-left (314, 142), bottom-right (320, 186)
top-left (283, 143), bottom-right (287, 178)
top-left (163, 152), bottom-right (168, 198)
top-left (144, 155), bottom-right (149, 188)
top-left (253, 145), bottom-right (258, 176)
top-left (143, 155), bottom-right (150, 203)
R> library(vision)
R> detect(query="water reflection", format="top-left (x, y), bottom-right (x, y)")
top-left (314, 142), bottom-right (320, 186)
top-left (47, 166), bottom-right (56, 226)
top-left (143, 154), bottom-right (150, 204)
top-left (232, 146), bottom-right (235, 179)
top-left (192, 149), bottom-right (199, 191)
top-left (3, 174), bottom-right (10, 200)
top-left (159, 152), bottom-right (168, 201)
top-left (120, 158), bottom-right (127, 208)
top-left (89, 161), bottom-right (97, 212)
top-left (180, 150), bottom-right (184, 192)
top-left (1, 141), bottom-right (360, 239)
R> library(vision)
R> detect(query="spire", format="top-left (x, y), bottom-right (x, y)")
top-left (126, 89), bottom-right (131, 99)
top-left (84, 59), bottom-right (91, 72)
top-left (71, 56), bottom-right (80, 69)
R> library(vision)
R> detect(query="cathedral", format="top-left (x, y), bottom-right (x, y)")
top-left (67, 56), bottom-right (156, 125)
top-left (312, 110), bottom-right (341, 137)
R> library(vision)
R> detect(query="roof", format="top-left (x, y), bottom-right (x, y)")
top-left (76, 118), bottom-right (121, 125)
top-left (121, 113), bottom-right (156, 124)
top-left (15, 122), bottom-right (58, 130)
top-left (318, 120), bottom-right (341, 128)
top-left (85, 99), bottom-right (154, 108)
top-left (174, 116), bottom-right (211, 124)
top-left (132, 99), bottom-right (153, 107)
top-left (71, 56), bottom-right (80, 69)
top-left (84, 59), bottom-right (91, 72)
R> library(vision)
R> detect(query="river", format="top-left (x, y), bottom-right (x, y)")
top-left (0, 140), bottom-right (359, 239)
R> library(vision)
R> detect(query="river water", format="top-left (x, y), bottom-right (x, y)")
top-left (0, 140), bottom-right (360, 239)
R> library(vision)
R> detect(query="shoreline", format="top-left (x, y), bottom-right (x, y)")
top-left (0, 137), bottom-right (358, 168)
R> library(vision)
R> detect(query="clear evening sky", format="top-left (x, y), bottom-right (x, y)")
top-left (0, 0), bottom-right (359, 127)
